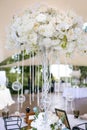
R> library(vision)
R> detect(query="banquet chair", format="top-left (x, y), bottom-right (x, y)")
top-left (3, 116), bottom-right (22, 130)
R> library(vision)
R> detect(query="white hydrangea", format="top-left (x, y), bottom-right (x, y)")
top-left (38, 23), bottom-right (55, 37)
top-left (7, 5), bottom-right (87, 55)
top-left (36, 13), bottom-right (47, 23)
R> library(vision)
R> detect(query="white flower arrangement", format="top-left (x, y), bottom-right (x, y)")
top-left (7, 5), bottom-right (87, 55)
top-left (31, 111), bottom-right (59, 130)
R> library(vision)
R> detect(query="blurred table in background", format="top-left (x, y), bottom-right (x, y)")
top-left (55, 83), bottom-right (71, 93)
top-left (63, 87), bottom-right (87, 99)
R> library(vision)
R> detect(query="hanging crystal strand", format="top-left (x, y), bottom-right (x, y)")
top-left (16, 53), bottom-right (19, 82)
top-left (41, 53), bottom-right (43, 94)
top-left (34, 65), bottom-right (36, 94)
top-left (49, 64), bottom-right (51, 95)
top-left (37, 50), bottom-right (40, 106)
top-left (57, 52), bottom-right (60, 98)
top-left (17, 89), bottom-right (20, 113)
top-left (54, 51), bottom-right (57, 96)
top-left (69, 60), bottom-right (73, 87)
top-left (13, 52), bottom-right (20, 115)
top-left (64, 56), bottom-right (68, 87)
top-left (48, 51), bottom-right (51, 94)
top-left (52, 50), bottom-right (59, 97)
top-left (58, 63), bottom-right (60, 97)
top-left (29, 52), bottom-right (32, 105)
top-left (49, 50), bottom-right (53, 111)
top-left (21, 49), bottom-right (24, 108)
top-left (21, 50), bottom-right (24, 95)
top-left (17, 52), bottom-right (20, 114)
top-left (32, 51), bottom-right (34, 101)
top-left (12, 52), bottom-right (23, 116)
top-left (67, 63), bottom-right (72, 87)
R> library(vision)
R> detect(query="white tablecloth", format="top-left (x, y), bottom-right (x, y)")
top-left (63, 87), bottom-right (87, 99)
top-left (0, 88), bottom-right (15, 109)
top-left (68, 114), bottom-right (87, 129)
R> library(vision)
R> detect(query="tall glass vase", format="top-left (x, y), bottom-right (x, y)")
top-left (40, 47), bottom-right (50, 122)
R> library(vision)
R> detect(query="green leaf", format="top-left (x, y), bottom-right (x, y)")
top-left (61, 35), bottom-right (67, 49)
top-left (32, 127), bottom-right (37, 130)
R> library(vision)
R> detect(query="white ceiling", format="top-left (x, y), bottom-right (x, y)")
top-left (0, 0), bottom-right (87, 65)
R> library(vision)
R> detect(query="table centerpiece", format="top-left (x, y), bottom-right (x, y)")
top-left (6, 4), bottom-right (87, 123)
